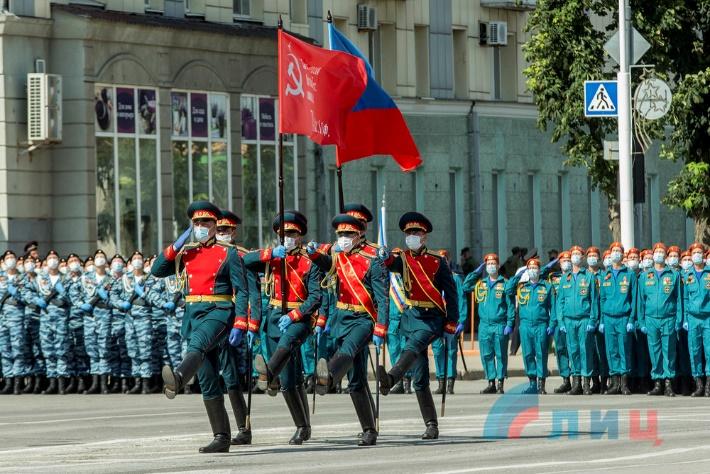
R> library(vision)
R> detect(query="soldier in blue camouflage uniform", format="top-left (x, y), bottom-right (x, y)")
top-left (0, 251), bottom-right (17, 394)
top-left (65, 253), bottom-right (88, 393)
top-left (146, 256), bottom-right (170, 386)
top-left (112, 251), bottom-right (156, 394)
top-left (162, 274), bottom-right (187, 375)
top-left (23, 250), bottom-right (71, 394)
top-left (4, 253), bottom-right (32, 394)
top-left (21, 256), bottom-right (44, 393)
top-left (108, 255), bottom-right (131, 393)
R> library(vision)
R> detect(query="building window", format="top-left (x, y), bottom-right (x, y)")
top-left (453, 28), bottom-right (468, 99)
top-left (290, 0), bottom-right (306, 24)
top-left (240, 95), bottom-right (298, 248)
top-left (94, 85), bottom-right (160, 256)
top-left (170, 91), bottom-right (232, 239)
top-left (233, 0), bottom-right (250, 17)
top-left (415, 25), bottom-right (430, 97)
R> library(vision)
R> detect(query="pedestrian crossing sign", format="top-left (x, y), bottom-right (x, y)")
top-left (584, 80), bottom-right (618, 117)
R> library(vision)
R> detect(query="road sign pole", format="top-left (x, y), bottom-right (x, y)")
top-left (617, 0), bottom-right (634, 249)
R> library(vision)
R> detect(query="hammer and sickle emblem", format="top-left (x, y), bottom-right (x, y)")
top-left (285, 53), bottom-right (304, 97)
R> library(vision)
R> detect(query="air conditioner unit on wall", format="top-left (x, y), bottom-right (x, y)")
top-left (357, 4), bottom-right (377, 31)
top-left (479, 21), bottom-right (508, 46)
top-left (27, 73), bottom-right (62, 143)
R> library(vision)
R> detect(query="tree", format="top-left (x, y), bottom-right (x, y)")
top-left (524, 0), bottom-right (621, 240)
top-left (526, 0), bottom-right (710, 242)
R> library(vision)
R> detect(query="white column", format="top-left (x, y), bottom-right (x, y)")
top-left (617, 0), bottom-right (634, 248)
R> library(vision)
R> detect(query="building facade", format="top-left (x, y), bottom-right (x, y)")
top-left (0, 0), bottom-right (691, 259)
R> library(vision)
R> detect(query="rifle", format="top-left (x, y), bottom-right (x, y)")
top-left (458, 337), bottom-right (469, 374)
top-left (441, 336), bottom-right (448, 417)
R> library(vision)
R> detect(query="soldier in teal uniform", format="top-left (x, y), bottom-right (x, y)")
top-left (514, 257), bottom-right (556, 394)
top-left (683, 243), bottom-right (710, 397)
top-left (243, 211), bottom-right (321, 445)
top-left (377, 212), bottom-right (459, 441)
top-left (586, 246), bottom-right (608, 394)
top-left (637, 242), bottom-right (683, 397)
top-left (556, 246), bottom-right (599, 396)
top-left (309, 214), bottom-right (388, 446)
top-left (550, 251), bottom-right (572, 393)
top-left (431, 250), bottom-right (467, 395)
top-left (153, 201), bottom-right (249, 453)
top-left (630, 248), bottom-right (652, 393)
top-left (385, 277), bottom-right (411, 394)
top-left (220, 209), bottom-right (261, 446)
top-left (463, 253), bottom-right (515, 394)
top-left (598, 242), bottom-right (637, 395)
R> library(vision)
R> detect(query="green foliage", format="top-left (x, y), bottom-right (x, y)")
top-left (663, 162), bottom-right (710, 219)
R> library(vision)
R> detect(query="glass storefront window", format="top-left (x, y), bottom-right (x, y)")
top-left (240, 95), bottom-right (298, 248)
top-left (94, 85), bottom-right (160, 255)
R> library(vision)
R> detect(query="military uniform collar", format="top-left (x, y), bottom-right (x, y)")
top-left (409, 246), bottom-right (428, 256)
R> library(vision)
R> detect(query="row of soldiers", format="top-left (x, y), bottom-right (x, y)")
top-left (470, 243), bottom-right (710, 398)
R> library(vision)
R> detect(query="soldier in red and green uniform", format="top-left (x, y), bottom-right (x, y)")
top-left (152, 201), bottom-right (249, 454)
top-left (217, 209), bottom-right (261, 446)
top-left (310, 214), bottom-right (388, 446)
top-left (377, 212), bottom-right (459, 441)
top-left (243, 211), bottom-right (322, 446)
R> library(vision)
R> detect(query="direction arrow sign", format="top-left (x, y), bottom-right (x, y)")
top-left (604, 28), bottom-right (651, 66)
top-left (585, 80), bottom-right (619, 117)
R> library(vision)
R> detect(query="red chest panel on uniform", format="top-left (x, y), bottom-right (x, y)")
top-left (360, 243), bottom-right (377, 258)
top-left (405, 251), bottom-right (442, 301)
top-left (336, 252), bottom-right (371, 305)
top-left (183, 245), bottom-right (228, 295)
top-left (271, 254), bottom-right (312, 302)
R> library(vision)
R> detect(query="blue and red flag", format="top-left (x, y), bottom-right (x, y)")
top-left (328, 24), bottom-right (422, 172)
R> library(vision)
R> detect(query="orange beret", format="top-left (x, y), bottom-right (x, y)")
top-left (652, 242), bottom-right (667, 252)
top-left (640, 249), bottom-right (652, 259)
top-left (559, 251), bottom-right (571, 260)
top-left (603, 249), bottom-right (611, 257)
top-left (526, 257), bottom-right (541, 268)
top-left (681, 251), bottom-right (691, 259)
top-left (569, 245), bottom-right (585, 254)
top-left (609, 241), bottom-right (624, 252)
top-left (626, 247), bottom-right (639, 257)
top-left (484, 253), bottom-right (499, 263)
top-left (586, 246), bottom-right (600, 256)
top-left (667, 245), bottom-right (681, 255)
top-left (689, 243), bottom-right (705, 254)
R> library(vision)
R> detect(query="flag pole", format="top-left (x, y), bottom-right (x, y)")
top-left (277, 16), bottom-right (287, 316)
top-left (327, 11), bottom-right (346, 214)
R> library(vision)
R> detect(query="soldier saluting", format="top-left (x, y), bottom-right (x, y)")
top-left (152, 201), bottom-right (249, 454)
top-left (377, 212), bottom-right (459, 441)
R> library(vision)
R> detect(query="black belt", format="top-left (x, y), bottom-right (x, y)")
top-left (94, 301), bottom-right (109, 309)
top-left (132, 297), bottom-right (148, 307)
top-left (49, 298), bottom-right (66, 307)
top-left (4, 297), bottom-right (20, 307)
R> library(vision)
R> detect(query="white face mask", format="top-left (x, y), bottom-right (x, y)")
top-left (527, 268), bottom-right (540, 281)
top-left (47, 258), bottom-right (59, 270)
top-left (586, 256), bottom-right (599, 267)
top-left (144, 265), bottom-right (151, 273)
top-left (667, 256), bottom-right (679, 267)
top-left (284, 236), bottom-right (298, 251)
top-left (692, 253), bottom-right (704, 265)
top-left (560, 261), bottom-right (572, 273)
top-left (681, 260), bottom-right (693, 271)
top-left (132, 259), bottom-right (144, 270)
top-left (653, 252), bottom-right (665, 264)
top-left (405, 235), bottom-right (423, 251)
top-left (94, 256), bottom-right (106, 267)
top-left (17, 265), bottom-right (25, 274)
top-left (642, 258), bottom-right (653, 269)
top-left (85, 265), bottom-right (95, 273)
top-left (193, 225), bottom-right (210, 243)
top-left (59, 267), bottom-right (68, 275)
top-left (24, 262), bottom-right (35, 273)
top-left (603, 257), bottom-right (612, 268)
top-left (126, 263), bottom-right (134, 273)
top-left (112, 262), bottom-right (124, 273)
top-left (627, 259), bottom-right (639, 271)
top-left (216, 233), bottom-right (231, 243)
top-left (337, 236), bottom-right (355, 253)
top-left (4, 258), bottom-right (16, 270)
top-left (706, 257), bottom-right (710, 267)
top-left (486, 264), bottom-right (498, 276)
top-left (611, 251), bottom-right (623, 264)
top-left (571, 254), bottom-right (582, 266)
top-left (69, 262), bottom-right (81, 273)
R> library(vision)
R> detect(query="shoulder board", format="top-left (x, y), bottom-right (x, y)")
top-left (216, 241), bottom-right (233, 248)
top-left (237, 245), bottom-right (249, 253)
top-left (353, 248), bottom-right (374, 260)
top-left (183, 242), bottom-right (201, 250)
top-left (425, 250), bottom-right (443, 259)
top-left (364, 241), bottom-right (381, 250)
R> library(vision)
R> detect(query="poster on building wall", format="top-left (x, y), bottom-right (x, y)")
top-left (191, 93), bottom-right (208, 137)
top-left (94, 86), bottom-right (114, 132)
top-left (116, 88), bottom-right (136, 134)
top-left (259, 98), bottom-right (275, 141)
top-left (241, 97), bottom-right (257, 141)
top-left (171, 92), bottom-right (188, 137)
top-left (138, 89), bottom-right (157, 135)
top-left (210, 94), bottom-right (228, 139)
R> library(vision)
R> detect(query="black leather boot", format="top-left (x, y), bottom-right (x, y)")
top-left (255, 348), bottom-right (290, 395)
top-left (691, 377), bottom-right (704, 397)
top-left (13, 377), bottom-right (22, 395)
top-left (141, 378), bottom-right (154, 394)
top-left (591, 375), bottom-right (601, 394)
top-left (351, 388), bottom-right (377, 446)
top-left (537, 378), bottom-right (547, 394)
top-left (64, 376), bottom-right (77, 394)
top-left (43, 378), bottom-right (58, 395)
top-left (480, 380), bottom-right (496, 394)
top-left (100, 374), bottom-right (110, 394)
top-left (606, 375), bottom-right (620, 395)
top-left (283, 387), bottom-right (310, 445)
top-left (76, 376), bottom-right (86, 394)
top-left (378, 350), bottom-right (417, 396)
top-left (620, 375), bottom-right (632, 395)
top-left (199, 396), bottom-right (231, 453)
top-left (416, 388), bottom-right (439, 440)
top-left (389, 380), bottom-right (405, 394)
top-left (705, 378), bottom-right (710, 397)
top-left (681, 376), bottom-right (692, 396)
top-left (228, 389), bottom-right (252, 445)
top-left (110, 376), bottom-right (121, 393)
top-left (496, 379), bottom-right (505, 394)
top-left (84, 375), bottom-right (100, 394)
top-left (647, 379), bottom-right (663, 396)
top-left (403, 376), bottom-right (413, 394)
top-left (316, 352), bottom-right (354, 396)
top-left (567, 376), bottom-right (582, 395)
top-left (58, 377), bottom-right (67, 395)
top-left (22, 376), bottom-right (35, 394)
top-left (163, 352), bottom-right (202, 399)
top-left (121, 377), bottom-right (130, 394)
top-left (447, 378), bottom-right (455, 395)
top-left (600, 375), bottom-right (608, 394)
top-left (32, 375), bottom-right (44, 394)
top-left (524, 377), bottom-right (537, 394)
top-left (0, 378), bottom-right (12, 395)
top-left (664, 378), bottom-right (675, 397)
top-left (128, 377), bottom-right (142, 394)
top-left (554, 377), bottom-right (571, 394)
top-left (433, 378), bottom-right (445, 395)
top-left (582, 377), bottom-right (592, 395)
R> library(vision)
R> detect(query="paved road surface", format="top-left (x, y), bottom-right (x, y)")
top-left (0, 377), bottom-right (708, 473)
